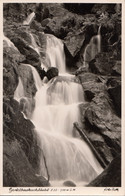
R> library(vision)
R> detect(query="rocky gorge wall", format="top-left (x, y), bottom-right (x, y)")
top-left (3, 3), bottom-right (121, 187)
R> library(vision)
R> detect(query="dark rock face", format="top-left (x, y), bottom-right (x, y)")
top-left (87, 154), bottom-right (121, 187)
top-left (3, 98), bottom-right (49, 186)
top-left (89, 53), bottom-right (115, 75)
top-left (108, 84), bottom-right (121, 117)
top-left (3, 45), bottom-right (24, 97)
top-left (3, 136), bottom-right (48, 187)
top-left (79, 72), bottom-right (121, 164)
top-left (46, 67), bottom-right (59, 80)
top-left (11, 37), bottom-right (41, 67)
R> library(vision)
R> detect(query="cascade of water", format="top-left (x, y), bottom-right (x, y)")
top-left (29, 33), bottom-right (40, 55)
top-left (31, 77), bottom-right (103, 185)
top-left (22, 63), bottom-right (43, 90)
top-left (83, 26), bottom-right (101, 66)
top-left (23, 12), bottom-right (35, 25)
top-left (3, 35), bottom-right (19, 51)
top-left (45, 34), bottom-right (66, 73)
top-left (13, 31), bottom-right (103, 186)
top-left (14, 77), bottom-right (25, 101)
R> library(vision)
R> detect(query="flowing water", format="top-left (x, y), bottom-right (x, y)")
top-left (23, 11), bottom-right (35, 25)
top-left (44, 34), bottom-right (66, 73)
top-left (83, 26), bottom-right (101, 67)
top-left (13, 34), bottom-right (103, 186)
top-left (29, 33), bottom-right (40, 55)
top-left (3, 34), bottom-right (19, 51)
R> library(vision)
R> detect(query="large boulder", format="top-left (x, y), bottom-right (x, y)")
top-left (87, 154), bottom-right (121, 187)
top-left (89, 53), bottom-right (116, 75)
top-left (46, 67), bottom-right (59, 80)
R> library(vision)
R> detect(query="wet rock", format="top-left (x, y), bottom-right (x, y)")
top-left (87, 154), bottom-right (121, 187)
top-left (63, 180), bottom-right (76, 187)
top-left (3, 46), bottom-right (24, 97)
top-left (11, 37), bottom-right (41, 68)
top-left (3, 134), bottom-right (49, 187)
top-left (18, 64), bottom-right (37, 98)
top-left (46, 67), bottom-right (59, 80)
top-left (3, 98), bottom-right (39, 170)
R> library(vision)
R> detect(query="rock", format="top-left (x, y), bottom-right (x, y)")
top-left (108, 85), bottom-right (121, 117)
top-left (63, 180), bottom-right (76, 187)
top-left (84, 90), bottom-right (95, 102)
top-left (106, 77), bottom-right (121, 117)
top-left (41, 18), bottom-right (51, 27)
top-left (64, 32), bottom-right (85, 57)
top-left (46, 67), bottom-right (59, 80)
top-left (89, 53), bottom-right (116, 75)
top-left (11, 37), bottom-right (41, 68)
top-left (112, 61), bottom-right (121, 75)
top-left (78, 72), bottom-right (121, 163)
top-left (87, 154), bottom-right (121, 187)
top-left (18, 64), bottom-right (37, 98)
top-left (3, 135), bottom-right (49, 187)
top-left (3, 97), bottom-right (50, 187)
top-left (3, 46), bottom-right (24, 97)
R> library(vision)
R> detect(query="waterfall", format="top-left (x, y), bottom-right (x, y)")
top-left (83, 26), bottom-right (101, 66)
top-left (45, 34), bottom-right (66, 73)
top-left (23, 63), bottom-right (42, 90)
top-left (13, 32), bottom-right (103, 186)
top-left (31, 77), bottom-right (103, 185)
top-left (23, 11), bottom-right (35, 25)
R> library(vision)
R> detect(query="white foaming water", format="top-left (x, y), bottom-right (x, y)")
top-left (45, 34), bottom-right (66, 73)
top-left (31, 77), bottom-right (103, 185)
top-left (83, 26), bottom-right (101, 66)
top-left (3, 35), bottom-right (19, 51)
